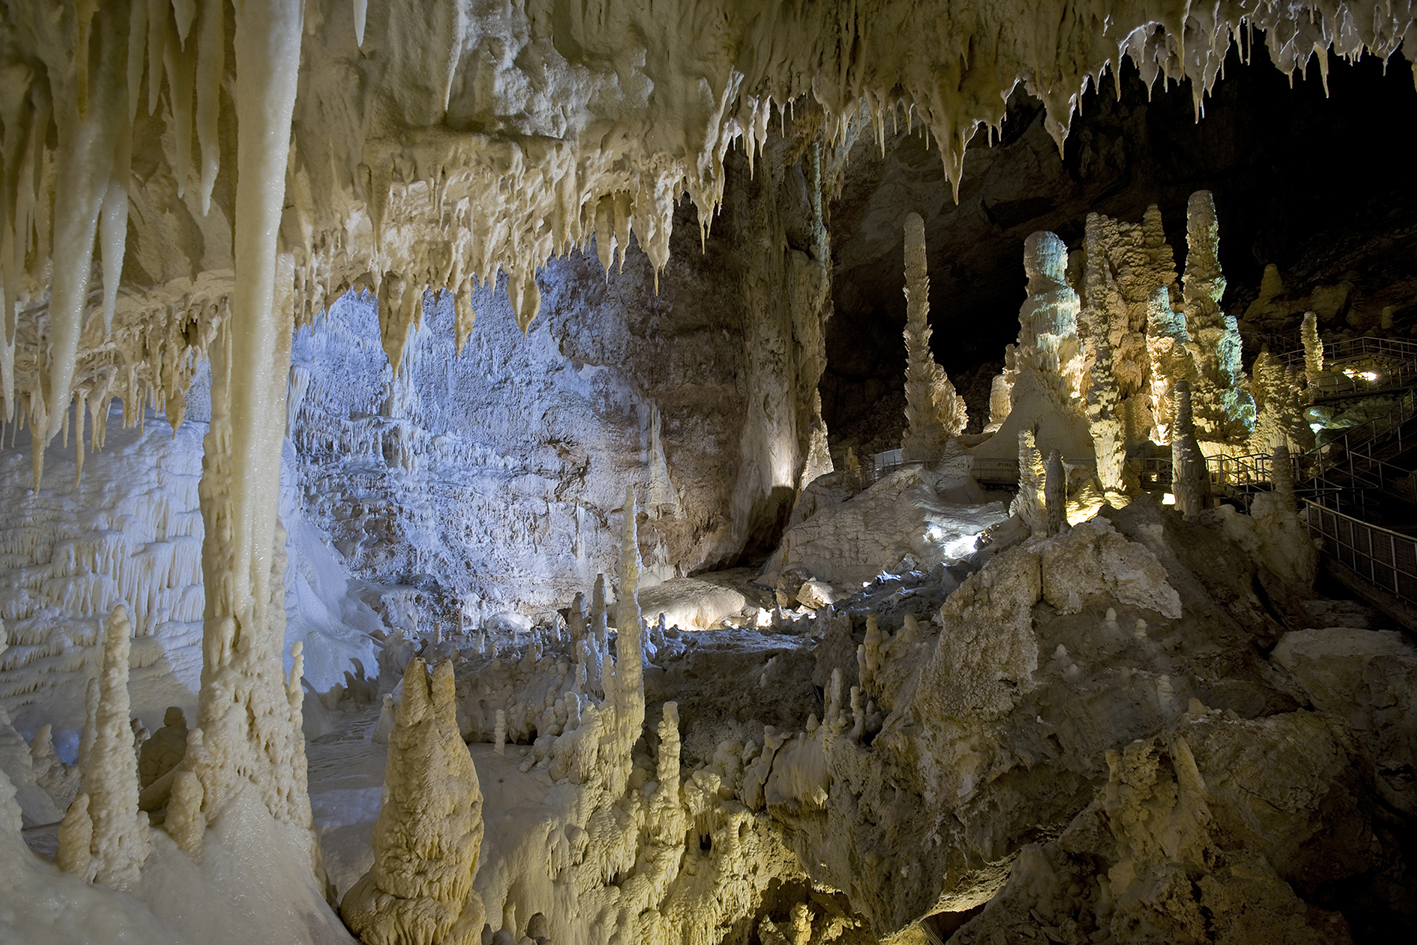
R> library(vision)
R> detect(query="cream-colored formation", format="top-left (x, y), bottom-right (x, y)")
top-left (57, 605), bottom-right (151, 888)
top-left (1181, 191), bottom-right (1255, 445)
top-left (342, 657), bottom-right (486, 945)
top-left (900, 212), bottom-right (966, 460)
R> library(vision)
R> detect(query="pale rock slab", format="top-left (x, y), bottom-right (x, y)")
top-left (761, 444), bottom-right (1007, 589)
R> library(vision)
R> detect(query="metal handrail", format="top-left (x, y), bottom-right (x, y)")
top-left (1304, 498), bottom-right (1417, 605)
top-left (1271, 334), bottom-right (1417, 374)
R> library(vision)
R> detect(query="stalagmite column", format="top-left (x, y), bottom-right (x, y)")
top-left (1088, 329), bottom-right (1131, 495)
top-left (1272, 442), bottom-right (1298, 515)
top-left (1250, 346), bottom-right (1308, 454)
top-left (342, 658), bottom-right (485, 945)
top-left (1010, 429), bottom-right (1047, 534)
top-left (1146, 287), bottom-right (1194, 444)
top-left (901, 212), bottom-right (966, 461)
top-left (190, 0), bottom-right (313, 843)
top-left (57, 792), bottom-right (94, 878)
top-left (1301, 311), bottom-right (1324, 387)
top-left (1016, 231), bottom-right (1085, 410)
top-left (985, 352), bottom-right (1015, 433)
top-left (1171, 381), bottom-right (1209, 520)
top-left (604, 485), bottom-right (647, 798)
top-left (1181, 191), bottom-right (1254, 444)
top-left (85, 605), bottom-right (151, 889)
top-left (1044, 450), bottom-right (1068, 535)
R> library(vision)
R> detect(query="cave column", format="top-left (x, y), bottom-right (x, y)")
top-left (191, 0), bottom-right (312, 846)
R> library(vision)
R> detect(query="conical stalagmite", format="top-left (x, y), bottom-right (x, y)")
top-left (1181, 191), bottom-right (1254, 444)
top-left (84, 605), bottom-right (151, 889)
top-left (342, 658), bottom-right (485, 945)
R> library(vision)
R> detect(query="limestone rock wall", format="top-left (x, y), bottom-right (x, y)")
top-left (288, 139), bottom-right (832, 628)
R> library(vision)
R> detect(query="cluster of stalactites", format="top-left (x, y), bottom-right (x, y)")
top-left (0, 0), bottom-right (231, 446)
top-left (5, 1), bottom-right (1414, 473)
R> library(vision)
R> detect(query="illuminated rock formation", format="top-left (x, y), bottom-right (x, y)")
top-left (901, 212), bottom-right (967, 460)
top-left (61, 605), bottom-right (150, 888)
top-left (342, 657), bottom-right (486, 945)
top-left (1302, 310), bottom-right (1325, 386)
top-left (1081, 205), bottom-right (1179, 444)
top-left (1, 4), bottom-right (1415, 945)
top-left (1170, 381), bottom-right (1209, 520)
top-left (1181, 191), bottom-right (1255, 445)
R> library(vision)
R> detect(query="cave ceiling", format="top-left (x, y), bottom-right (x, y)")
top-left (2, 0), bottom-right (1415, 448)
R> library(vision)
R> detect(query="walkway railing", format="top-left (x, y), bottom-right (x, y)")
top-left (1304, 499), bottom-right (1417, 605)
top-left (1271, 334), bottom-right (1417, 369)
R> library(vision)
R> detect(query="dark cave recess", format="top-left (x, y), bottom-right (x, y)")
top-left (822, 37), bottom-right (1417, 458)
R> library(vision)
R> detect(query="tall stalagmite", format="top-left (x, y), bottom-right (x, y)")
top-left (1171, 381), bottom-right (1209, 520)
top-left (901, 213), bottom-right (967, 460)
top-left (77, 605), bottom-right (150, 888)
top-left (1181, 191), bottom-right (1254, 444)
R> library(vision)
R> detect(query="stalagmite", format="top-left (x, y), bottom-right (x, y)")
top-left (1301, 311), bottom-right (1324, 385)
top-left (1181, 191), bottom-right (1254, 444)
top-left (165, 769), bottom-right (206, 858)
top-left (1018, 231), bottom-right (1085, 405)
top-left (1011, 428), bottom-right (1047, 534)
top-left (57, 792), bottom-right (94, 878)
top-left (985, 354), bottom-right (1015, 433)
top-left (342, 658), bottom-right (485, 945)
top-left (1080, 205), bottom-right (1178, 440)
top-left (1272, 442), bottom-right (1298, 515)
top-left (901, 212), bottom-right (966, 461)
top-left (1044, 450), bottom-right (1068, 536)
top-left (85, 605), bottom-right (150, 888)
top-left (606, 484), bottom-right (646, 797)
top-left (1087, 329), bottom-right (1131, 495)
top-left (1171, 381), bottom-right (1209, 520)
top-left (1251, 346), bottom-right (1309, 454)
top-left (1147, 286), bottom-right (1195, 444)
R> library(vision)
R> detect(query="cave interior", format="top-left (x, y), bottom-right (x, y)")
top-left (2, 3), bottom-right (1417, 945)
